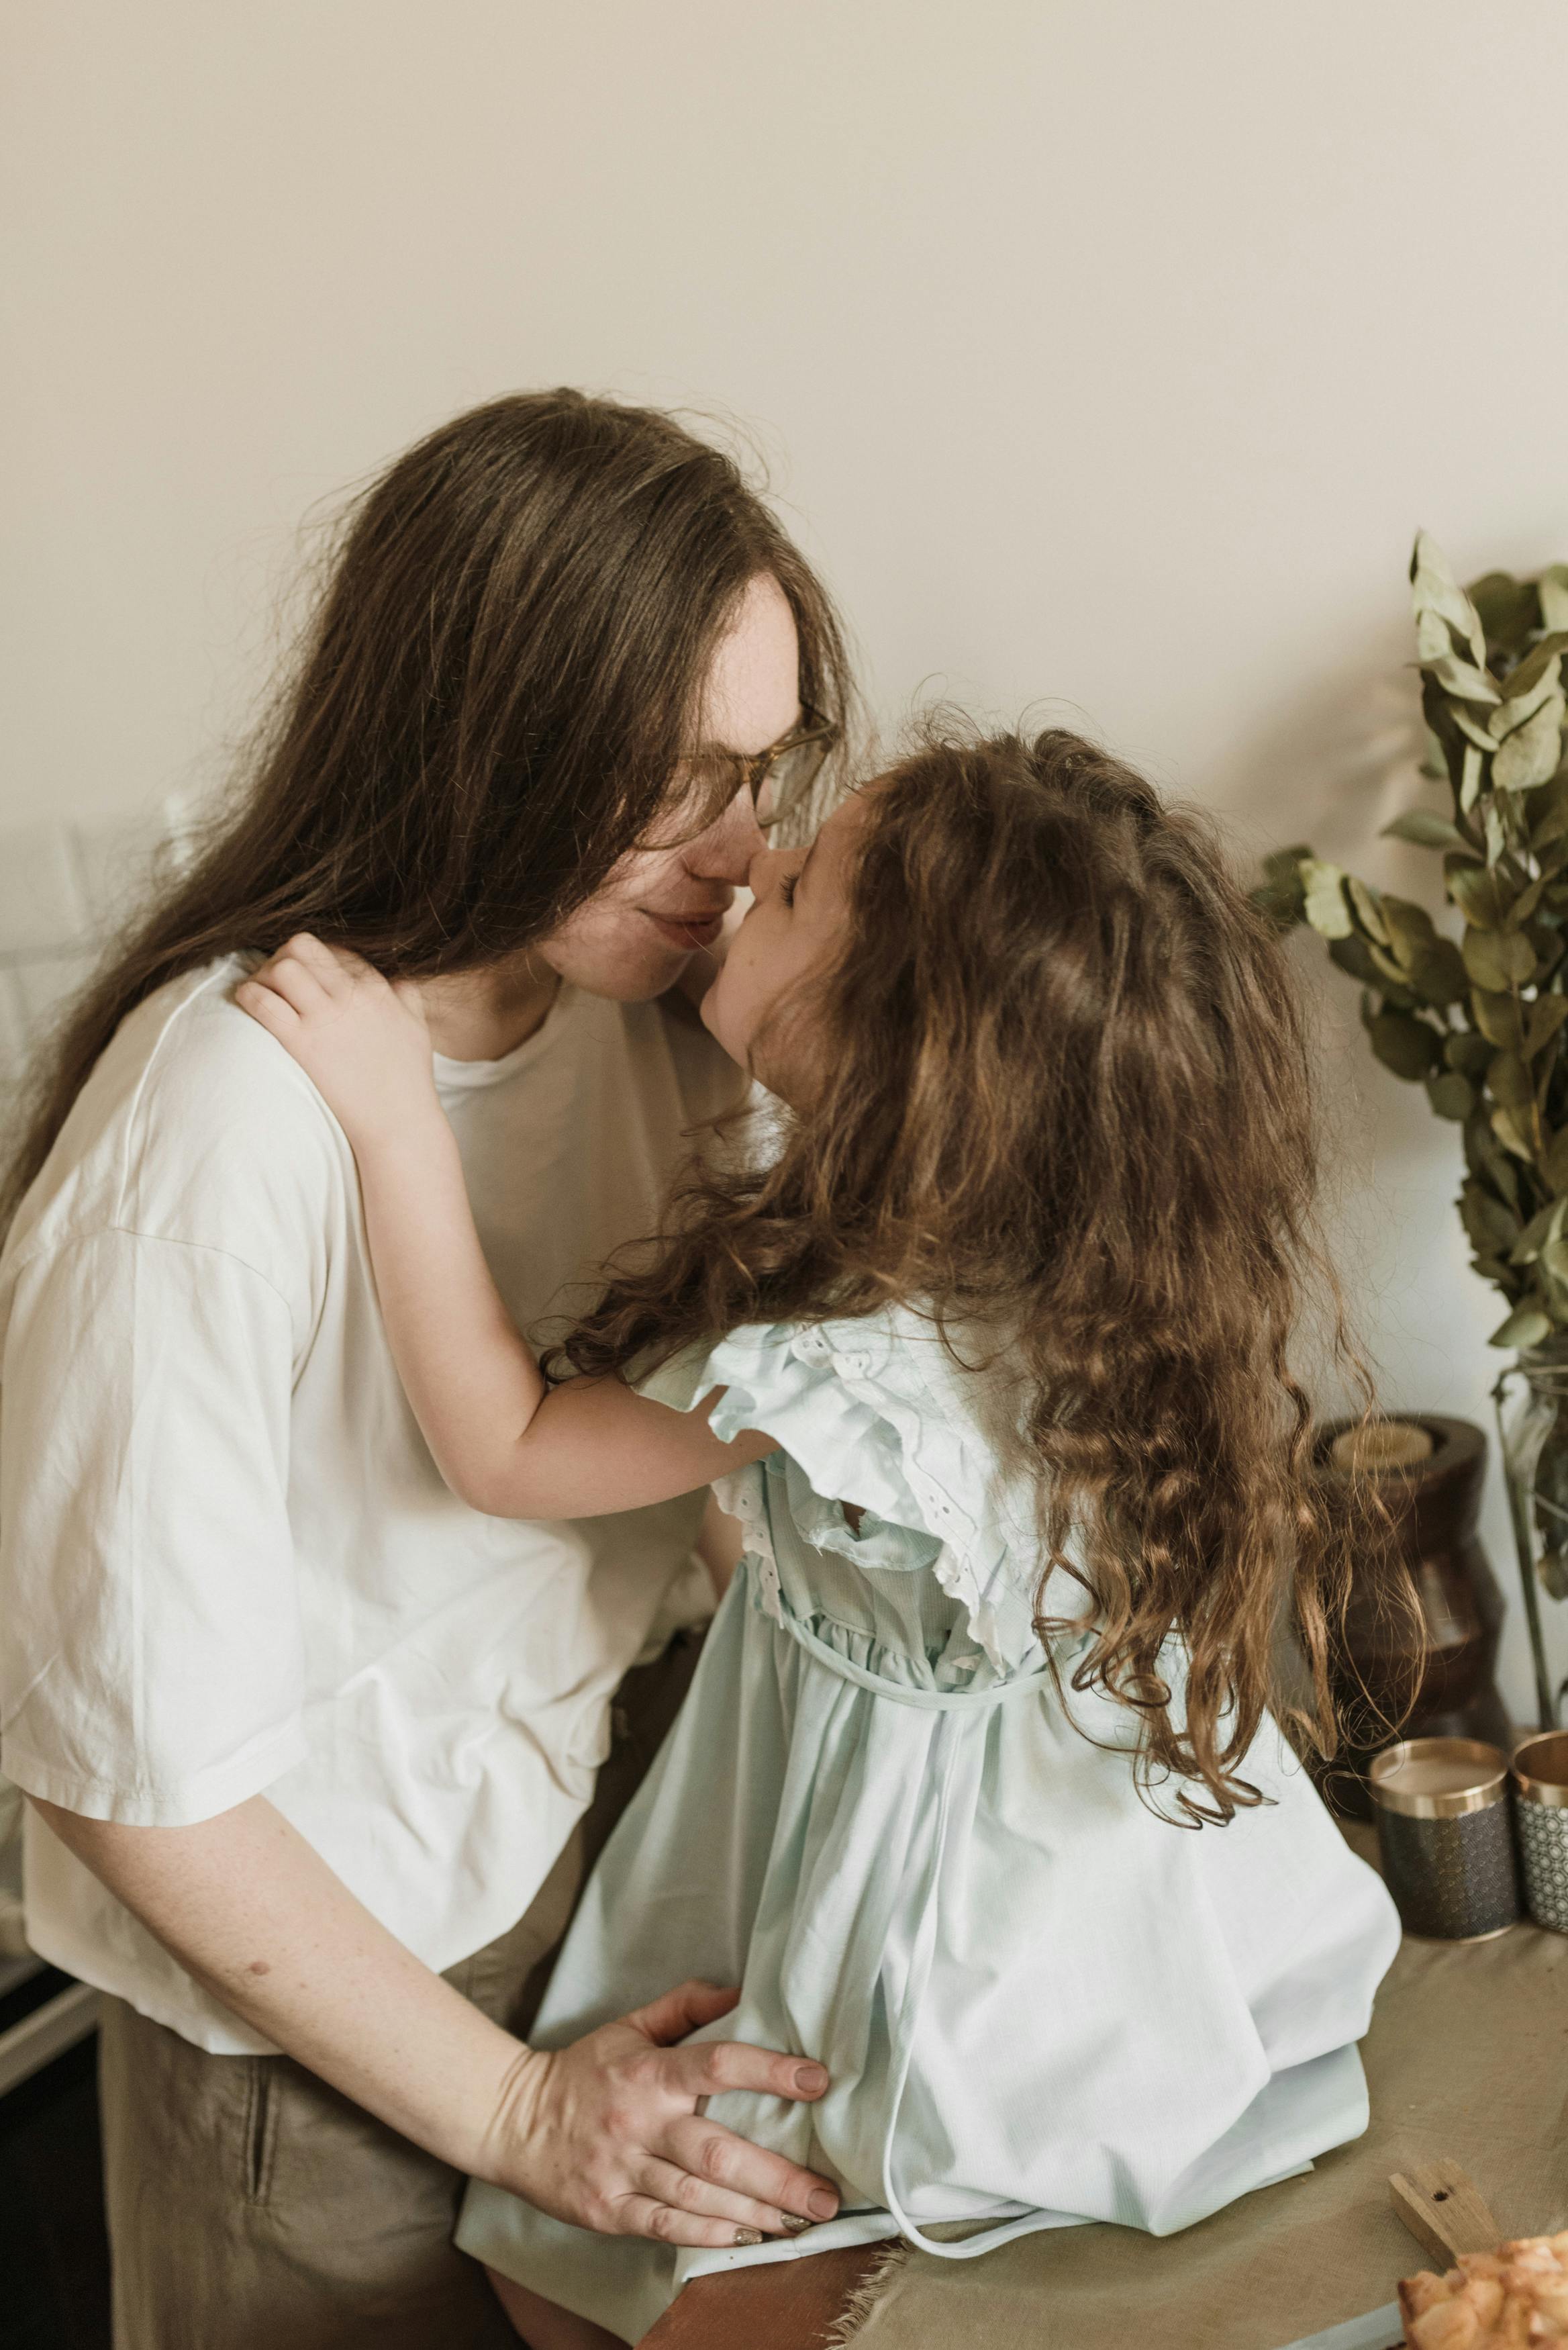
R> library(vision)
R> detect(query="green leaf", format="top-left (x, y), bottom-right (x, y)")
top-left (1469, 569), bottom-right (1540, 659)
top-left (1447, 1031), bottom-right (1494, 1076)
top-left (1447, 861), bottom-right (1508, 927)
top-left (1326, 932), bottom-right (1382, 986)
top-left (1368, 1012), bottom-right (1440, 1080)
top-left (1513, 1197), bottom-right (1568, 1263)
top-left (1492, 695), bottom-right (1565, 790)
top-left (1528, 923), bottom-right (1565, 984)
top-left (1426, 1070), bottom-right (1475, 1119)
top-left (1487, 1051), bottom-right (1536, 1110)
top-left (1491, 1302), bottom-right (1553, 1350)
top-left (1465, 925), bottom-right (1537, 989)
top-left (1300, 858), bottom-right (1353, 939)
top-left (1262, 844), bottom-right (1313, 886)
top-left (1471, 986), bottom-right (1522, 1047)
top-left (1495, 630), bottom-right (1568, 700)
top-left (1451, 703), bottom-right (1502, 753)
top-left (1462, 1179), bottom-right (1520, 1254)
top-left (1346, 874), bottom-right (1389, 945)
top-left (1493, 668), bottom-right (1563, 740)
top-left (1539, 565), bottom-right (1568, 637)
top-left (1418, 728), bottom-right (1451, 782)
top-left (1532, 777), bottom-right (1568, 850)
top-left (1508, 871), bottom-right (1554, 929)
top-left (1330, 935), bottom-right (1417, 1006)
top-left (1367, 943), bottom-right (1420, 996)
top-left (1252, 876), bottom-right (1303, 931)
top-left (1379, 896), bottom-right (1435, 965)
top-left (1426, 651), bottom-right (1502, 706)
top-left (1525, 994), bottom-right (1568, 1058)
top-left (1461, 743), bottom-right (1486, 812)
top-left (1412, 532), bottom-right (1490, 669)
top-left (1467, 1110), bottom-right (1524, 1206)
top-left (1404, 939), bottom-right (1467, 1006)
top-left (1492, 1103), bottom-right (1536, 1158)
top-left (1543, 1238), bottom-right (1568, 1288)
top-left (1381, 808), bottom-right (1473, 853)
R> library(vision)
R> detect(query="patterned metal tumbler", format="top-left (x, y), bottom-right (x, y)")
top-left (1512, 1733), bottom-right (1568, 1935)
top-left (1368, 1738), bottom-right (1520, 1942)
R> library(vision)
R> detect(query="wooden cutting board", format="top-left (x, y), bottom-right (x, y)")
top-left (1272, 2161), bottom-right (1502, 2350)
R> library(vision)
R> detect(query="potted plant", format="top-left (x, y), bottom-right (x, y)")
top-left (1257, 534), bottom-right (1568, 1729)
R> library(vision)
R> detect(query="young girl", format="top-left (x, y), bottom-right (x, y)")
top-left (238, 726), bottom-right (1400, 2349)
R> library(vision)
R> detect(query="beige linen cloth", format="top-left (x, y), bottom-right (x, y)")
top-left (850, 1824), bottom-right (1568, 2350)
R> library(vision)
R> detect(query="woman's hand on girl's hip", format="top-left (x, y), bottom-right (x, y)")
top-left (236, 933), bottom-right (437, 1149)
top-left (481, 1979), bottom-right (840, 2249)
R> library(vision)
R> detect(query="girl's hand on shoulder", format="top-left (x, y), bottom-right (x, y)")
top-left (236, 935), bottom-right (436, 1149)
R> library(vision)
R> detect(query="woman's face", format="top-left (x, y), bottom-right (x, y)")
top-left (701, 787), bottom-right (871, 1105)
top-left (536, 572), bottom-right (803, 1002)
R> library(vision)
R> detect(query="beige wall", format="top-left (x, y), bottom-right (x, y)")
top-left (6, 0), bottom-right (1568, 1712)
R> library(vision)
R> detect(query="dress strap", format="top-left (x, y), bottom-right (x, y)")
top-left (774, 1605), bottom-right (1055, 1712)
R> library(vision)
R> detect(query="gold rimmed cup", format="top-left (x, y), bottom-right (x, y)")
top-left (1512, 1733), bottom-right (1568, 1934)
top-left (1368, 1738), bottom-right (1520, 1941)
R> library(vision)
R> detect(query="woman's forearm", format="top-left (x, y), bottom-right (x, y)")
top-left (29, 1790), bottom-right (842, 2245)
top-left (32, 1791), bottom-right (521, 2175)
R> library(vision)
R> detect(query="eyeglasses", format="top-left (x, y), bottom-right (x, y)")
top-left (680, 714), bottom-right (840, 834)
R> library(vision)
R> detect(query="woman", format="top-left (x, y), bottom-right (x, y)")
top-left (0, 390), bottom-right (853, 2349)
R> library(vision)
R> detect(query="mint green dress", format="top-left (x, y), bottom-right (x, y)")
top-left (456, 1311), bottom-right (1400, 2343)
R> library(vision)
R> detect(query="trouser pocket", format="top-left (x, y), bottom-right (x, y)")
top-left (240, 2058), bottom-right (278, 2205)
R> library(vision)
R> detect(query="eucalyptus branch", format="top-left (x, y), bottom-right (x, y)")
top-left (1254, 533), bottom-right (1568, 1359)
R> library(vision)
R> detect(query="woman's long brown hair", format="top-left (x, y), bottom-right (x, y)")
top-left (558, 725), bottom-right (1391, 1824)
top-left (3, 389), bottom-right (852, 1235)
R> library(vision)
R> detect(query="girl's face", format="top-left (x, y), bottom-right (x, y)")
top-left (701, 786), bottom-right (872, 1104)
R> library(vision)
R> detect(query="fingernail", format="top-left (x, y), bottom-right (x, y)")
top-left (782, 2214), bottom-right (813, 2235)
top-left (734, 2227), bottom-right (765, 2247)
top-left (794, 2063), bottom-right (828, 2095)
top-left (810, 2190), bottom-right (839, 2220)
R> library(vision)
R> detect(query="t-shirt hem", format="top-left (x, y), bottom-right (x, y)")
top-left (1, 1724), bottom-right (310, 1826)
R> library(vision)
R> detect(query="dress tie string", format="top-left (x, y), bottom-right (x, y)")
top-left (773, 1606), bottom-right (1059, 2261)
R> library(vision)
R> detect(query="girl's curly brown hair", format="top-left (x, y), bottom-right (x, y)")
top-left (558, 724), bottom-right (1394, 1824)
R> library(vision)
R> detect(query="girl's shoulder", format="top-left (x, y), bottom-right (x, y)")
top-left (636, 1303), bottom-right (965, 1439)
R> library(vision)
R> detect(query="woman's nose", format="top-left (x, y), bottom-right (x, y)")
top-left (690, 782), bottom-right (767, 885)
top-left (746, 844), bottom-right (781, 896)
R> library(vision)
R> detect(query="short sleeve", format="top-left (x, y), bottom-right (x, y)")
top-left (0, 1229), bottom-right (308, 1824)
top-left (638, 1314), bottom-right (1051, 1672)
top-left (638, 1319), bottom-right (930, 1532)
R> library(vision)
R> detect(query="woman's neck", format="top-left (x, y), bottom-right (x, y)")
top-left (413, 956), bottom-right (561, 1064)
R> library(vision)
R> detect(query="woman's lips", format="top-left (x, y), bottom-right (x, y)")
top-left (644, 910), bottom-right (725, 951)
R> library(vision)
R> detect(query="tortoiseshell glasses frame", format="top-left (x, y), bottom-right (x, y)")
top-left (683, 713), bottom-right (842, 834)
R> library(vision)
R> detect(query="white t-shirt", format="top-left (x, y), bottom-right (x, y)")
top-left (0, 959), bottom-right (737, 2052)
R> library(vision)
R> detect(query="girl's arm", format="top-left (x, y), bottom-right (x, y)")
top-left (236, 937), bottom-right (771, 1520)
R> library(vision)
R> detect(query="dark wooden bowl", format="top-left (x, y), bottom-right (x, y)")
top-left (1311, 1416), bottom-right (1512, 1819)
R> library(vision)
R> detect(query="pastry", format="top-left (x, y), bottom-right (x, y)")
top-left (1401, 2232), bottom-right (1568, 2347)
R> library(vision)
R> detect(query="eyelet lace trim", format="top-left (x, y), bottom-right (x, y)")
top-left (712, 1466), bottom-right (784, 1624)
top-left (789, 1332), bottom-right (1020, 1673)
top-left (689, 1315), bottom-right (1048, 1673)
